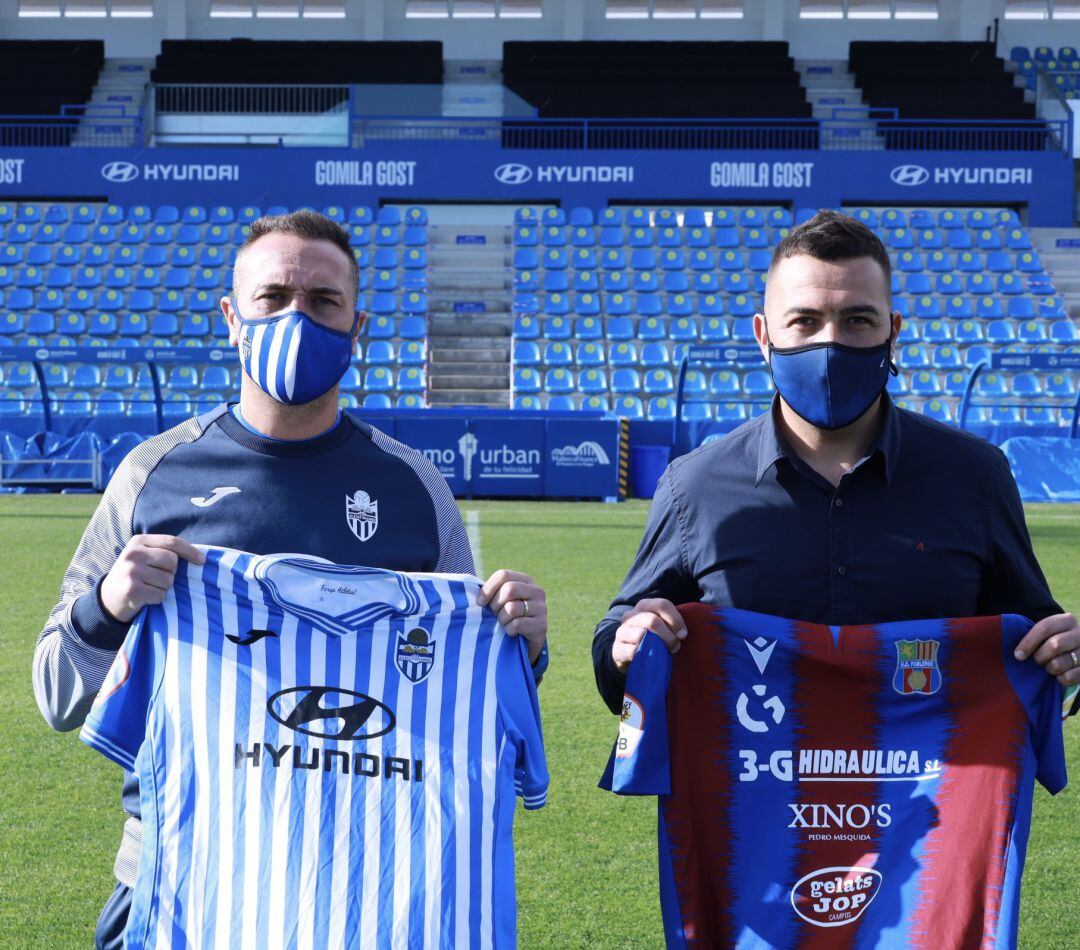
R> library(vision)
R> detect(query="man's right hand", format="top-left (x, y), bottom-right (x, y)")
top-left (612, 598), bottom-right (687, 672)
top-left (99, 535), bottom-right (206, 623)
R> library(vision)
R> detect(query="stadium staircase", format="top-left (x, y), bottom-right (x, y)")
top-left (424, 222), bottom-right (512, 408)
top-left (443, 60), bottom-right (504, 118)
top-left (1031, 227), bottom-right (1080, 318)
top-left (72, 59), bottom-right (152, 147)
top-left (796, 60), bottom-right (880, 149)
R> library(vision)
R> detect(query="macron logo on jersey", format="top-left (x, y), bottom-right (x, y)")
top-left (191, 486), bottom-right (241, 508)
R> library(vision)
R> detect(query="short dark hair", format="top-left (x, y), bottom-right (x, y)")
top-left (233, 209), bottom-right (359, 306)
top-left (768, 209), bottom-right (892, 296)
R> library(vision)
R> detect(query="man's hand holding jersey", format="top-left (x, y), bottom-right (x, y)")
top-left (612, 598), bottom-right (687, 673)
top-left (100, 535), bottom-right (206, 623)
top-left (477, 570), bottom-right (548, 666)
top-left (1015, 611), bottom-right (1080, 687)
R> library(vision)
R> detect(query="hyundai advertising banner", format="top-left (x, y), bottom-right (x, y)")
top-left (0, 144), bottom-right (1072, 224)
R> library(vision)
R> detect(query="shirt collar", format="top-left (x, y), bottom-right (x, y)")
top-left (754, 394), bottom-right (902, 487)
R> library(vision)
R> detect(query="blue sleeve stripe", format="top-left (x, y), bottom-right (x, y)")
top-left (80, 723), bottom-right (138, 773)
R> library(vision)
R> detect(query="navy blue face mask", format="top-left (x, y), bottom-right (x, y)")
top-left (766, 325), bottom-right (897, 431)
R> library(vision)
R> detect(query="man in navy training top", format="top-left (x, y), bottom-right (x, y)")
top-left (593, 209), bottom-right (1077, 713)
top-left (33, 209), bottom-right (550, 949)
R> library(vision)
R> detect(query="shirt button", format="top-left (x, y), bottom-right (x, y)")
top-left (837, 565), bottom-right (848, 575)
top-left (835, 498), bottom-right (844, 508)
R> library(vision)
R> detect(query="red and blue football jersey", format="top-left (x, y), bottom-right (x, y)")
top-left (600, 607), bottom-right (1067, 949)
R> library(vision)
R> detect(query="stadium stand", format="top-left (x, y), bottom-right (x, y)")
top-left (501, 42), bottom-right (815, 149)
top-left (0, 202), bottom-right (430, 423)
top-left (0, 40), bottom-right (105, 146)
top-left (848, 42), bottom-right (1046, 150)
top-left (508, 205), bottom-right (1078, 427)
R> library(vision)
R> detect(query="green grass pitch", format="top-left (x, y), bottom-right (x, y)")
top-left (0, 496), bottom-right (1076, 948)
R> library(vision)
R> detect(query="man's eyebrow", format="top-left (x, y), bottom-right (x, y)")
top-left (252, 282), bottom-right (345, 297)
top-left (782, 304), bottom-right (882, 317)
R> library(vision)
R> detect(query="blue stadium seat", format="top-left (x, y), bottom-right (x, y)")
top-left (1050, 320), bottom-right (1079, 343)
top-left (996, 273), bottom-right (1023, 295)
top-left (729, 295), bottom-right (756, 318)
top-left (574, 293), bottom-right (601, 317)
top-left (514, 208), bottom-right (538, 226)
top-left (913, 296), bottom-right (942, 319)
top-left (544, 341), bottom-right (572, 367)
top-left (945, 296), bottom-right (974, 319)
top-left (952, 320), bottom-right (984, 344)
top-left (398, 340), bottom-right (426, 365)
top-left (397, 367), bottom-right (425, 393)
top-left (362, 393), bottom-right (392, 410)
top-left (921, 399), bottom-right (954, 423)
top-left (976, 298), bottom-right (1005, 319)
top-left (609, 341), bottom-right (638, 367)
top-left (514, 367), bottom-right (541, 394)
top-left (601, 249), bottom-right (626, 271)
top-left (938, 371), bottom-right (966, 397)
top-left (1014, 251), bottom-right (1043, 274)
top-left (0, 312), bottom-right (22, 336)
top-left (709, 370), bottom-right (741, 397)
top-left (573, 316), bottom-right (602, 341)
top-left (743, 370), bottom-right (774, 399)
top-left (921, 320), bottom-right (951, 343)
top-left (543, 315), bottom-right (571, 341)
top-left (657, 226), bottom-right (681, 248)
top-left (88, 313), bottom-right (118, 338)
top-left (909, 370), bottom-right (940, 397)
top-left (640, 342), bottom-right (671, 368)
top-left (364, 366), bottom-right (395, 392)
top-left (611, 367), bottom-right (641, 394)
top-left (544, 368), bottom-right (574, 395)
top-left (700, 315), bottom-right (728, 340)
top-left (569, 207), bottom-right (594, 227)
top-left (513, 314), bottom-right (539, 340)
top-left (606, 317), bottom-right (634, 341)
top-left (610, 395), bottom-right (642, 419)
top-left (366, 340), bottom-right (396, 365)
top-left (576, 341), bottom-right (605, 367)
top-left (514, 395), bottom-right (542, 411)
top-left (633, 272), bottom-right (659, 294)
top-left (964, 344), bottom-right (991, 367)
top-left (597, 207), bottom-right (622, 226)
top-left (1016, 321), bottom-right (1048, 345)
top-left (542, 226), bottom-right (567, 248)
top-left (1004, 229), bottom-right (1031, 251)
top-left (577, 367), bottom-right (607, 394)
top-left (930, 345), bottom-right (962, 370)
top-left (730, 317), bottom-right (756, 343)
top-left (903, 274), bottom-right (932, 295)
top-left (573, 271), bottom-right (599, 293)
top-left (1012, 372), bottom-right (1042, 397)
top-left (647, 397), bottom-right (676, 421)
top-left (1046, 373), bottom-right (1078, 398)
top-left (975, 372), bottom-right (1008, 398)
top-left (898, 344), bottom-right (930, 369)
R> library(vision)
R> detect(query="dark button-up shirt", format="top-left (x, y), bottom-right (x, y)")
top-left (593, 396), bottom-right (1061, 714)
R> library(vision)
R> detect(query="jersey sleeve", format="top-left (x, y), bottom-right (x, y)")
top-left (496, 633), bottom-right (549, 810)
top-left (599, 631), bottom-right (673, 796)
top-left (1001, 614), bottom-right (1068, 795)
top-left (79, 607), bottom-right (167, 773)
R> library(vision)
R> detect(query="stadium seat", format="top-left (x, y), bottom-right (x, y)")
top-left (647, 397), bottom-right (676, 420)
top-left (544, 368), bottom-right (574, 395)
top-left (513, 315), bottom-right (539, 340)
top-left (514, 395), bottom-right (542, 411)
top-left (514, 367), bottom-right (541, 393)
top-left (922, 399), bottom-right (953, 423)
top-left (363, 394), bottom-right (392, 410)
top-left (576, 341), bottom-right (605, 367)
top-left (742, 370), bottom-right (774, 399)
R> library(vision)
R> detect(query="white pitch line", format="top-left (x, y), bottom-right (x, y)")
top-left (465, 510), bottom-right (484, 577)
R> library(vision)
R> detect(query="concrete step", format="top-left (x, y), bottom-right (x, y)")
top-left (431, 346), bottom-right (509, 362)
top-left (428, 316), bottom-right (512, 336)
top-left (428, 370), bottom-right (510, 388)
top-left (427, 389), bottom-right (510, 407)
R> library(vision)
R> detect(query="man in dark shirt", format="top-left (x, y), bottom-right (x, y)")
top-left (593, 209), bottom-right (1078, 715)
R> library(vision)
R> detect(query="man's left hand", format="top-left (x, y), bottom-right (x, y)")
top-left (477, 570), bottom-right (547, 665)
top-left (1014, 612), bottom-right (1080, 686)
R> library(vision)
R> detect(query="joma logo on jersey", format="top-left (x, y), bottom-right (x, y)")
top-left (396, 627), bottom-right (436, 683)
top-left (267, 687), bottom-right (395, 740)
top-left (893, 639), bottom-right (942, 695)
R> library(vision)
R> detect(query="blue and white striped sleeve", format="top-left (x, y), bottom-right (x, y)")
top-left (80, 608), bottom-right (166, 774)
top-left (498, 634), bottom-right (549, 810)
top-left (32, 416), bottom-right (205, 733)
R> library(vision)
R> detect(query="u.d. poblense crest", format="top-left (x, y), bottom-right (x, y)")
top-left (345, 489), bottom-right (378, 542)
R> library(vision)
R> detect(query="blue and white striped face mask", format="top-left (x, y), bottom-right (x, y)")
top-left (235, 303), bottom-right (359, 405)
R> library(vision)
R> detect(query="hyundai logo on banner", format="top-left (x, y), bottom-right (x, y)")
top-left (495, 163), bottom-right (534, 185)
top-left (101, 161), bottom-right (140, 183)
top-left (890, 164), bottom-right (930, 186)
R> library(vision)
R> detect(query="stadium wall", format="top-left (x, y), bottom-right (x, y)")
top-left (1, 145), bottom-right (1072, 226)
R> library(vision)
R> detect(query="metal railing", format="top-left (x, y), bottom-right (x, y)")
top-left (0, 103), bottom-right (143, 148)
top-left (154, 83), bottom-right (351, 115)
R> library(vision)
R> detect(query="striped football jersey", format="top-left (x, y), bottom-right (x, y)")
top-left (601, 607), bottom-right (1066, 949)
top-left (82, 546), bottom-right (547, 949)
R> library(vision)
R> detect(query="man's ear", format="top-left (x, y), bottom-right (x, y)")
top-left (753, 312), bottom-right (771, 365)
top-left (221, 296), bottom-right (240, 346)
top-left (352, 310), bottom-right (366, 346)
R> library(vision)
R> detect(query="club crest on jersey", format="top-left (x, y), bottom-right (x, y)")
top-left (396, 627), bottom-right (436, 683)
top-left (893, 639), bottom-right (942, 695)
top-left (345, 489), bottom-right (379, 542)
